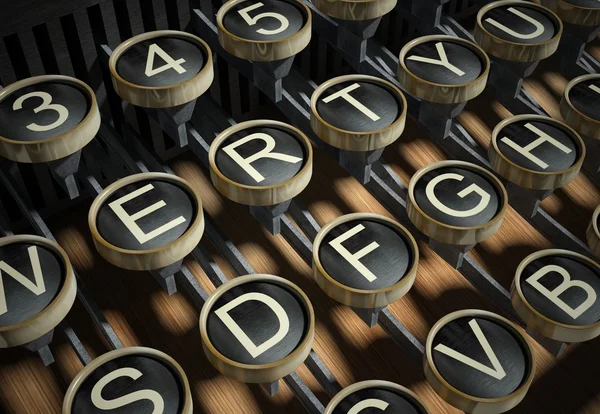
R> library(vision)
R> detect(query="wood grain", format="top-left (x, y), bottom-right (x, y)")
top-left (1, 33), bottom-right (600, 414)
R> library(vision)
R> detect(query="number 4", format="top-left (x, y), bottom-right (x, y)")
top-left (145, 43), bottom-right (187, 78)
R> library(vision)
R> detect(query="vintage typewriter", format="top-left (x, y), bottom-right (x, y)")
top-left (0, 0), bottom-right (599, 412)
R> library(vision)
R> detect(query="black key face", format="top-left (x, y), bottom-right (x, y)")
top-left (404, 41), bottom-right (484, 86)
top-left (0, 81), bottom-right (89, 142)
top-left (71, 355), bottom-right (184, 414)
top-left (332, 388), bottom-right (425, 414)
top-left (496, 120), bottom-right (579, 172)
top-left (564, 0), bottom-right (600, 7)
top-left (223, 0), bottom-right (306, 42)
top-left (318, 219), bottom-right (413, 290)
top-left (96, 179), bottom-right (196, 251)
top-left (568, 77), bottom-right (600, 121)
top-left (116, 37), bottom-right (205, 87)
top-left (0, 243), bottom-right (64, 327)
top-left (206, 281), bottom-right (309, 365)
top-left (520, 254), bottom-right (600, 326)
top-left (215, 126), bottom-right (307, 186)
top-left (413, 166), bottom-right (501, 228)
top-left (431, 316), bottom-right (529, 399)
top-left (316, 81), bottom-right (400, 133)
top-left (481, 5), bottom-right (558, 44)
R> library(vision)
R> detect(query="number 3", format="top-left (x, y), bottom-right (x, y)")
top-left (238, 2), bottom-right (289, 35)
top-left (13, 91), bottom-right (69, 132)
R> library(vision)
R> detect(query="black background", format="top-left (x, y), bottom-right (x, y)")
top-left (496, 120), bottom-right (579, 172)
top-left (316, 81), bottom-right (400, 133)
top-left (319, 219), bottom-right (413, 290)
top-left (569, 78), bottom-right (600, 121)
top-left (223, 0), bottom-right (306, 41)
top-left (332, 387), bottom-right (425, 414)
top-left (207, 281), bottom-right (309, 365)
top-left (482, 5), bottom-right (557, 44)
top-left (432, 316), bottom-right (529, 399)
top-left (215, 126), bottom-right (306, 186)
top-left (116, 37), bottom-right (205, 87)
top-left (71, 355), bottom-right (184, 414)
top-left (404, 41), bottom-right (483, 86)
top-left (413, 166), bottom-right (501, 228)
top-left (0, 81), bottom-right (89, 142)
top-left (96, 179), bottom-right (195, 251)
top-left (0, 242), bottom-right (64, 327)
top-left (520, 254), bottom-right (600, 326)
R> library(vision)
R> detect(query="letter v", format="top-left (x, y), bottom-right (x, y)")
top-left (434, 319), bottom-right (506, 380)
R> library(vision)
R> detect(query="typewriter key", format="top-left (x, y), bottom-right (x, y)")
top-left (199, 274), bottom-right (314, 384)
top-left (209, 120), bottom-right (312, 206)
top-left (560, 74), bottom-right (600, 175)
top-left (324, 380), bottom-right (430, 414)
top-left (89, 173), bottom-right (204, 271)
top-left (0, 75), bottom-right (99, 164)
top-left (63, 346), bottom-right (192, 414)
top-left (311, 75), bottom-right (407, 152)
top-left (541, 0), bottom-right (600, 26)
top-left (407, 160), bottom-right (507, 246)
top-left (588, 205), bottom-right (600, 257)
top-left (0, 235), bottom-right (76, 349)
top-left (475, 1), bottom-right (562, 62)
top-left (109, 30), bottom-right (214, 108)
top-left (312, 213), bottom-right (418, 312)
top-left (311, 0), bottom-right (396, 21)
top-left (512, 249), bottom-right (600, 343)
top-left (398, 35), bottom-right (490, 105)
top-left (425, 309), bottom-right (534, 413)
top-left (490, 114), bottom-right (584, 190)
top-left (217, 0), bottom-right (311, 62)
top-left (561, 74), bottom-right (600, 140)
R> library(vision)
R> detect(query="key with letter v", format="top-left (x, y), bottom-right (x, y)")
top-left (434, 319), bottom-right (506, 380)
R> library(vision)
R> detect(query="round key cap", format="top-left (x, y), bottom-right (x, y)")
top-left (475, 0), bottom-right (562, 62)
top-left (541, 0), bottom-right (600, 26)
top-left (407, 160), bottom-right (507, 245)
top-left (0, 75), bottom-right (100, 163)
top-left (311, 0), bottom-right (397, 21)
top-left (88, 173), bottom-right (204, 271)
top-left (0, 235), bottom-right (76, 348)
top-left (425, 309), bottom-right (534, 413)
top-left (311, 74), bottom-right (407, 151)
top-left (199, 274), bottom-right (314, 383)
top-left (324, 380), bottom-right (430, 414)
top-left (109, 30), bottom-right (214, 108)
top-left (63, 346), bottom-right (192, 414)
top-left (312, 213), bottom-right (418, 309)
top-left (512, 249), bottom-right (600, 342)
top-left (209, 119), bottom-right (313, 206)
top-left (588, 205), bottom-right (600, 257)
top-left (489, 114), bottom-right (585, 190)
top-left (398, 35), bottom-right (490, 104)
top-left (217, 0), bottom-right (312, 61)
top-left (560, 74), bottom-right (600, 140)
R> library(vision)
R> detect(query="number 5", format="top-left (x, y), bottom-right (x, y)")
top-left (238, 2), bottom-right (289, 35)
top-left (13, 91), bottom-right (69, 132)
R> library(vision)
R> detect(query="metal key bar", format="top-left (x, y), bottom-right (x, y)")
top-left (190, 10), bottom-right (519, 323)
top-left (179, 94), bottom-right (428, 369)
top-left (60, 322), bottom-right (93, 366)
top-left (0, 160), bottom-right (123, 351)
top-left (109, 120), bottom-right (325, 413)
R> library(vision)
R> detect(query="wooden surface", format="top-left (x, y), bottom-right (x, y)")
top-left (1, 39), bottom-right (600, 414)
